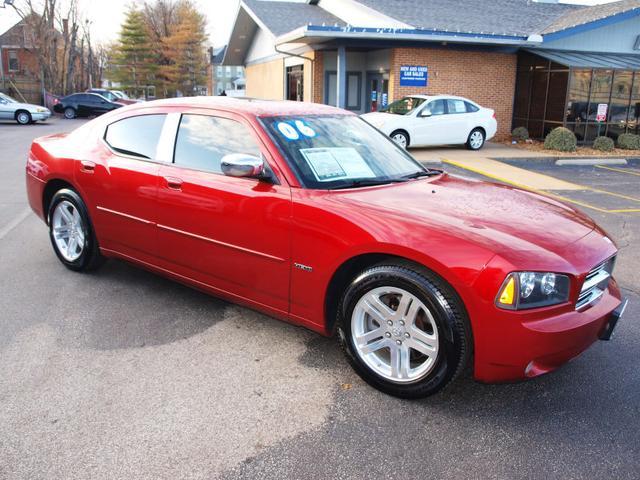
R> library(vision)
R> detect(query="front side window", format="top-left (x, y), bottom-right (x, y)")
top-left (0, 92), bottom-right (16, 103)
top-left (424, 100), bottom-right (446, 116)
top-left (447, 99), bottom-right (467, 114)
top-left (105, 114), bottom-right (167, 159)
top-left (260, 115), bottom-right (428, 190)
top-left (173, 114), bottom-right (261, 174)
top-left (381, 96), bottom-right (426, 115)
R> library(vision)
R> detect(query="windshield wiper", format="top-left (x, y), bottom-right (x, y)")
top-left (330, 178), bottom-right (405, 190)
top-left (401, 169), bottom-right (442, 180)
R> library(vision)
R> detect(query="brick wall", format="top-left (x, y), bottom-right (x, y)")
top-left (390, 47), bottom-right (517, 140)
top-left (312, 50), bottom-right (324, 104)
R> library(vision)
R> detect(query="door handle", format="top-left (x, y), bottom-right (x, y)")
top-left (164, 176), bottom-right (183, 190)
top-left (80, 160), bottom-right (96, 173)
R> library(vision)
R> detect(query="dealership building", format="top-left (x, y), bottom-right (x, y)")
top-left (222, 0), bottom-right (640, 142)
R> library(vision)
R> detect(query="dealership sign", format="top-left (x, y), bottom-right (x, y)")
top-left (400, 65), bottom-right (428, 87)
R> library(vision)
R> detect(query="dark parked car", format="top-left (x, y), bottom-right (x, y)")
top-left (53, 93), bottom-right (122, 119)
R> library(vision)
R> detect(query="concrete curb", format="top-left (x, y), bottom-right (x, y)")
top-left (556, 158), bottom-right (628, 166)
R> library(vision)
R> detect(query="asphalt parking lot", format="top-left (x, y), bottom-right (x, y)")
top-left (1, 119), bottom-right (638, 480)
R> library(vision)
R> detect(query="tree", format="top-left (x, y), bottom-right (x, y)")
top-left (110, 6), bottom-right (157, 98)
top-left (161, 1), bottom-right (208, 97)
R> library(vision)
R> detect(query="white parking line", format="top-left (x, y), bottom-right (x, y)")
top-left (0, 207), bottom-right (32, 240)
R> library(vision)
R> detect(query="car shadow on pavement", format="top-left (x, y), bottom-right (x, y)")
top-left (52, 259), bottom-right (230, 351)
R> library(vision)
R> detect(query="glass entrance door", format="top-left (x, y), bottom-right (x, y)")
top-left (366, 73), bottom-right (389, 113)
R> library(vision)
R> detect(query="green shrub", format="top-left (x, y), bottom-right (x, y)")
top-left (617, 133), bottom-right (640, 150)
top-left (512, 126), bottom-right (529, 141)
top-left (544, 127), bottom-right (577, 152)
top-left (592, 136), bottom-right (614, 152)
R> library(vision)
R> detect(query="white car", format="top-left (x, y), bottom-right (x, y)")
top-left (361, 95), bottom-right (497, 150)
top-left (0, 92), bottom-right (51, 125)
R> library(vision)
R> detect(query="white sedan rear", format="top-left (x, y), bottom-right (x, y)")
top-left (361, 95), bottom-right (497, 150)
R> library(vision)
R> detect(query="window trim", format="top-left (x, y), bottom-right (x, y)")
top-left (102, 113), bottom-right (170, 163)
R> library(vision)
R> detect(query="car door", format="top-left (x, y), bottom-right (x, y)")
top-left (445, 98), bottom-right (474, 143)
top-left (78, 113), bottom-right (173, 260)
top-left (411, 99), bottom-right (450, 146)
top-left (0, 96), bottom-right (13, 120)
top-left (155, 111), bottom-right (292, 313)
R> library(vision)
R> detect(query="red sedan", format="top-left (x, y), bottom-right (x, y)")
top-left (25, 98), bottom-right (627, 398)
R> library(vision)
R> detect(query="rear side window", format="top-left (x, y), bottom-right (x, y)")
top-left (173, 114), bottom-right (261, 174)
top-left (465, 102), bottom-right (480, 113)
top-left (105, 114), bottom-right (166, 159)
top-left (447, 99), bottom-right (467, 114)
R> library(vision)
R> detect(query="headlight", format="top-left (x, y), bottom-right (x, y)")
top-left (496, 272), bottom-right (570, 310)
top-left (36, 107), bottom-right (47, 113)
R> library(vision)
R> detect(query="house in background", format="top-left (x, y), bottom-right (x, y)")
top-left (0, 17), bottom-right (41, 104)
top-left (224, 0), bottom-right (640, 142)
top-left (208, 45), bottom-right (246, 97)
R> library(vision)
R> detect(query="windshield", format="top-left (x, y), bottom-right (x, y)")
top-left (380, 96), bottom-right (426, 115)
top-left (0, 93), bottom-right (17, 103)
top-left (260, 115), bottom-right (432, 190)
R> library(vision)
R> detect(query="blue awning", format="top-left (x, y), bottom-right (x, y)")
top-left (527, 49), bottom-right (640, 70)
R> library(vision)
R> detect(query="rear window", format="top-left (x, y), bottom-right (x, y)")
top-left (105, 114), bottom-right (167, 159)
top-left (465, 102), bottom-right (479, 113)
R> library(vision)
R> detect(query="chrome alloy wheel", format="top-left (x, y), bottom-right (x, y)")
top-left (51, 200), bottom-right (85, 262)
top-left (17, 112), bottom-right (31, 124)
top-left (469, 130), bottom-right (484, 149)
top-left (392, 132), bottom-right (408, 148)
top-left (351, 286), bottom-right (439, 383)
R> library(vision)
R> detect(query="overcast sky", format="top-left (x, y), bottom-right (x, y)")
top-left (0, 0), bottom-right (622, 48)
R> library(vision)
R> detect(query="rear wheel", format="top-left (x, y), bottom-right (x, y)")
top-left (16, 111), bottom-right (31, 125)
top-left (466, 128), bottom-right (485, 150)
top-left (337, 263), bottom-right (471, 398)
top-left (64, 107), bottom-right (76, 119)
top-left (48, 189), bottom-right (104, 272)
top-left (390, 130), bottom-right (409, 149)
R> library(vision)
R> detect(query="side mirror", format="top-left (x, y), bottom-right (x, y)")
top-left (221, 153), bottom-right (265, 178)
top-left (419, 109), bottom-right (432, 118)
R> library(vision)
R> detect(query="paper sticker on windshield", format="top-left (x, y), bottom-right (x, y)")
top-left (277, 121), bottom-right (299, 140)
top-left (300, 148), bottom-right (375, 182)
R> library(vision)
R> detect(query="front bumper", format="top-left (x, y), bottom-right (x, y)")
top-left (474, 278), bottom-right (624, 382)
top-left (31, 111), bottom-right (51, 121)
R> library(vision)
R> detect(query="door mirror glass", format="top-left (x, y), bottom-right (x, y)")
top-left (221, 153), bottom-right (265, 178)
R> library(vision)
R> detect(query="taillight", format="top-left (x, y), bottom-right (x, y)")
top-left (492, 111), bottom-right (496, 119)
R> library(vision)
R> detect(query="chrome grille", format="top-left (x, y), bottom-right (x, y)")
top-left (576, 256), bottom-right (616, 310)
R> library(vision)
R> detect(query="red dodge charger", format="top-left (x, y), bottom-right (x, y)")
top-left (26, 97), bottom-right (627, 398)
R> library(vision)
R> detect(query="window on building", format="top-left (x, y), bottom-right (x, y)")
top-left (628, 73), bottom-right (640, 135)
top-left (105, 114), bottom-right (167, 159)
top-left (8, 51), bottom-right (19, 71)
top-left (216, 66), bottom-right (223, 77)
top-left (287, 65), bottom-right (304, 102)
top-left (226, 66), bottom-right (232, 75)
top-left (225, 82), bottom-right (232, 91)
top-left (346, 73), bottom-right (361, 110)
top-left (236, 67), bottom-right (244, 77)
top-left (173, 115), bottom-right (261, 174)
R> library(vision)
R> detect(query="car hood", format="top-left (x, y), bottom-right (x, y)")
top-left (331, 173), bottom-right (596, 256)
top-left (7, 101), bottom-right (47, 111)
top-left (360, 112), bottom-right (404, 126)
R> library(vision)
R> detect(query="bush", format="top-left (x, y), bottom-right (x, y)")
top-left (593, 136), bottom-right (614, 152)
top-left (544, 127), bottom-right (577, 152)
top-left (512, 126), bottom-right (529, 142)
top-left (617, 133), bottom-right (640, 150)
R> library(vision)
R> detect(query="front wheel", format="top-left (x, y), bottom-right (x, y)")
top-left (390, 130), bottom-right (409, 149)
top-left (337, 264), bottom-right (472, 399)
top-left (16, 111), bottom-right (32, 125)
top-left (48, 189), bottom-right (104, 272)
top-left (466, 128), bottom-right (485, 150)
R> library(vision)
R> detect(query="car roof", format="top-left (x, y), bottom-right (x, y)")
top-left (405, 94), bottom-right (473, 102)
top-left (119, 96), bottom-right (350, 117)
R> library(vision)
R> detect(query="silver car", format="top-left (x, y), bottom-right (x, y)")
top-left (0, 92), bottom-right (51, 125)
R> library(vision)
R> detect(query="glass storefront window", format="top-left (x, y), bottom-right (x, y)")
top-left (608, 71), bottom-right (632, 139)
top-left (566, 70), bottom-right (591, 123)
top-left (629, 73), bottom-right (640, 135)
top-left (546, 71), bottom-right (569, 122)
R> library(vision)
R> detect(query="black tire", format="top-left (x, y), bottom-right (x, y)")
top-left (15, 110), bottom-right (32, 125)
top-left (390, 130), bottom-right (410, 149)
top-left (64, 107), bottom-right (76, 119)
top-left (466, 128), bottom-right (485, 150)
top-left (337, 263), bottom-right (472, 399)
top-left (48, 188), bottom-right (105, 272)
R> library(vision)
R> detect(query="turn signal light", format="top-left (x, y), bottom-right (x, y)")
top-left (497, 275), bottom-right (516, 306)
